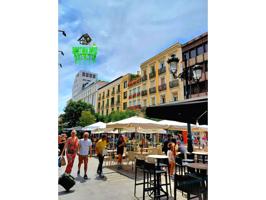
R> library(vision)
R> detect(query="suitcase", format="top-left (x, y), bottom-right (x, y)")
top-left (58, 173), bottom-right (75, 191)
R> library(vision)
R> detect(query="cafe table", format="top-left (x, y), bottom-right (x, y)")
top-left (192, 151), bottom-right (208, 163)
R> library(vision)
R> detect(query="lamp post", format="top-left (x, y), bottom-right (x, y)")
top-left (167, 54), bottom-right (203, 153)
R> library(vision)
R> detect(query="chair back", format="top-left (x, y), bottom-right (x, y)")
top-left (127, 151), bottom-right (135, 161)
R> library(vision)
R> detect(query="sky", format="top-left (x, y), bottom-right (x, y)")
top-left (58, 0), bottom-right (208, 114)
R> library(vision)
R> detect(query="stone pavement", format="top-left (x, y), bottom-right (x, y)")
top-left (58, 156), bottom-right (191, 200)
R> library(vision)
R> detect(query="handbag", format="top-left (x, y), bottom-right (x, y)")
top-left (61, 156), bottom-right (66, 166)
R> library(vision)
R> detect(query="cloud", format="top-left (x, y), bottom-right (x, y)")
top-left (58, 0), bottom-right (207, 113)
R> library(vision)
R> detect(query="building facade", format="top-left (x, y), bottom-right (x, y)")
top-left (140, 42), bottom-right (185, 108)
top-left (73, 80), bottom-right (108, 108)
top-left (96, 73), bottom-right (139, 116)
top-left (96, 76), bottom-right (123, 116)
top-left (72, 71), bottom-right (97, 99)
top-left (181, 32), bottom-right (208, 99)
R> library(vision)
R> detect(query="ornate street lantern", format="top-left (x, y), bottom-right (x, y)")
top-left (167, 54), bottom-right (180, 79)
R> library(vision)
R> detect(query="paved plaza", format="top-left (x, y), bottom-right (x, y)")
top-left (58, 156), bottom-right (192, 200)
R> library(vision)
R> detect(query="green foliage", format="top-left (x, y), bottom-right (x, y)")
top-left (79, 111), bottom-right (96, 127)
top-left (95, 113), bottom-right (108, 123)
top-left (106, 110), bottom-right (137, 122)
top-left (61, 100), bottom-right (95, 127)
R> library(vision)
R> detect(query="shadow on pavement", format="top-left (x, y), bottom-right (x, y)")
top-left (94, 175), bottom-right (108, 181)
top-left (58, 190), bottom-right (75, 196)
top-left (75, 175), bottom-right (91, 183)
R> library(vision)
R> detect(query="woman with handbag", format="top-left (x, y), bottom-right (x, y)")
top-left (61, 129), bottom-right (79, 175)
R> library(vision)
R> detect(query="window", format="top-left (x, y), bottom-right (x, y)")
top-left (150, 66), bottom-right (155, 73)
top-left (123, 102), bottom-right (127, 110)
top-left (160, 95), bottom-right (165, 104)
top-left (117, 85), bottom-right (120, 92)
top-left (143, 70), bottom-right (147, 76)
top-left (123, 91), bottom-right (127, 99)
top-left (82, 72), bottom-right (85, 76)
top-left (184, 52), bottom-right (190, 60)
top-left (204, 43), bottom-right (208, 52)
top-left (137, 86), bottom-right (140, 93)
top-left (159, 60), bottom-right (164, 69)
top-left (117, 107), bottom-right (119, 111)
top-left (205, 61), bottom-right (208, 72)
top-left (172, 93), bottom-right (178, 101)
top-left (129, 90), bottom-right (132, 96)
top-left (133, 88), bottom-right (136, 94)
top-left (129, 101), bottom-right (132, 106)
top-left (197, 45), bottom-right (204, 55)
top-left (137, 99), bottom-right (140, 105)
top-left (124, 81), bottom-right (128, 88)
top-left (190, 49), bottom-right (196, 58)
top-left (106, 109), bottom-right (109, 116)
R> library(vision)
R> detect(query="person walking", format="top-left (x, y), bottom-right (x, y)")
top-left (95, 135), bottom-right (107, 178)
top-left (77, 132), bottom-right (92, 179)
top-left (61, 129), bottom-right (79, 175)
top-left (116, 135), bottom-right (126, 170)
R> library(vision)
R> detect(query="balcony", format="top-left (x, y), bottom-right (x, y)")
top-left (116, 101), bottom-right (120, 106)
top-left (158, 83), bottom-right (167, 91)
top-left (111, 102), bottom-right (115, 107)
top-left (158, 66), bottom-right (166, 75)
top-left (141, 90), bottom-right (147, 96)
top-left (116, 88), bottom-right (120, 93)
top-left (133, 93), bottom-right (137, 98)
top-left (149, 71), bottom-right (156, 79)
top-left (129, 95), bottom-right (132, 99)
top-left (101, 105), bottom-right (104, 110)
top-left (149, 87), bottom-right (156, 94)
top-left (98, 96), bottom-right (101, 101)
top-left (111, 91), bottom-right (115, 96)
top-left (141, 75), bottom-right (147, 82)
top-left (106, 93), bottom-right (110, 98)
top-left (136, 92), bottom-right (141, 97)
top-left (128, 77), bottom-right (141, 87)
top-left (106, 103), bottom-right (109, 108)
top-left (128, 105), bottom-right (141, 110)
top-left (169, 80), bottom-right (179, 88)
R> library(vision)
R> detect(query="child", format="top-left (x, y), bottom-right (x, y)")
top-left (167, 142), bottom-right (176, 178)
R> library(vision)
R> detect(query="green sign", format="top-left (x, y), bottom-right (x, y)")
top-left (72, 43), bottom-right (98, 64)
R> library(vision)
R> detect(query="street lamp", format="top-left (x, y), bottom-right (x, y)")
top-left (167, 54), bottom-right (203, 153)
top-left (167, 54), bottom-right (179, 79)
top-left (192, 65), bottom-right (203, 82)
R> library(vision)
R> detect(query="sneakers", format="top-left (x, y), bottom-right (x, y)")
top-left (77, 170), bottom-right (80, 176)
top-left (84, 174), bottom-right (88, 180)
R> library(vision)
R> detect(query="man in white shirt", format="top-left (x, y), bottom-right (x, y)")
top-left (77, 132), bottom-right (92, 179)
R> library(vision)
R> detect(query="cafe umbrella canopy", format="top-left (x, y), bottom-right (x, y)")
top-left (106, 116), bottom-right (167, 129)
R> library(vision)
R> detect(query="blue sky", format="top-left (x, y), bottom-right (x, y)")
top-left (58, 0), bottom-right (207, 114)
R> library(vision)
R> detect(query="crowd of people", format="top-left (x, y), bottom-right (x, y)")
top-left (58, 129), bottom-right (127, 179)
top-left (58, 130), bottom-right (206, 180)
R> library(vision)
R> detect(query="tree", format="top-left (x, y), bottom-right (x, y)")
top-left (62, 100), bottom-right (95, 127)
top-left (107, 110), bottom-right (137, 122)
top-left (79, 111), bottom-right (96, 127)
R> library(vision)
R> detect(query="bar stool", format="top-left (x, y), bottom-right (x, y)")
top-left (143, 161), bottom-right (169, 200)
top-left (134, 158), bottom-right (145, 197)
top-left (157, 158), bottom-right (172, 197)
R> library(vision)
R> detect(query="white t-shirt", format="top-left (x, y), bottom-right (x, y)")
top-left (79, 139), bottom-right (92, 156)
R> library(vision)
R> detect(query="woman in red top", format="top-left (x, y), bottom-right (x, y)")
top-left (61, 129), bottom-right (79, 175)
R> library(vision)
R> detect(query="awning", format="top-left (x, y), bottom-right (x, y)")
top-left (146, 97), bottom-right (208, 125)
